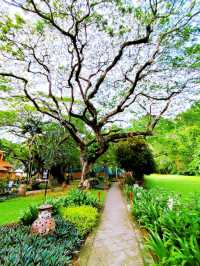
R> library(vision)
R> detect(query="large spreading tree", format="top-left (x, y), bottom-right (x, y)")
top-left (0, 0), bottom-right (199, 184)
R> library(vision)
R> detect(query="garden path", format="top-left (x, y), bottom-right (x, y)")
top-left (79, 183), bottom-right (144, 266)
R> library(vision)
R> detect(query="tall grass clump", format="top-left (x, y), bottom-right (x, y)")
top-left (124, 185), bottom-right (200, 265)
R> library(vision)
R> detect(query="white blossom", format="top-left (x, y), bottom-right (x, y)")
top-left (167, 197), bottom-right (174, 210)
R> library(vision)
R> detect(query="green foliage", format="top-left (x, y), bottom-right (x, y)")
top-left (35, 20), bottom-right (45, 33)
top-left (20, 189), bottom-right (100, 226)
top-left (124, 185), bottom-right (200, 265)
top-left (19, 197), bottom-right (65, 225)
top-left (0, 108), bottom-right (81, 181)
top-left (0, 216), bottom-right (81, 266)
top-left (115, 138), bottom-right (156, 180)
top-left (29, 121), bottom-right (80, 182)
top-left (0, 77), bottom-right (12, 92)
top-left (0, 138), bottom-right (28, 169)
top-left (63, 188), bottom-right (99, 209)
top-left (0, 181), bottom-right (8, 195)
top-left (147, 102), bottom-right (200, 175)
top-left (19, 205), bottom-right (38, 226)
top-left (61, 205), bottom-right (98, 237)
top-left (95, 143), bottom-right (117, 167)
top-left (0, 110), bottom-right (18, 127)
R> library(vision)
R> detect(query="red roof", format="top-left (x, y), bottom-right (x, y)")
top-left (0, 166), bottom-right (8, 171)
top-left (0, 150), bottom-right (13, 170)
top-left (0, 161), bottom-right (12, 169)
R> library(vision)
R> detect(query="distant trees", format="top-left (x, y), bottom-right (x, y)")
top-left (0, 138), bottom-right (28, 170)
top-left (0, 109), bottom-right (80, 183)
top-left (146, 102), bottom-right (200, 175)
top-left (115, 138), bottom-right (156, 183)
top-left (31, 122), bottom-right (80, 183)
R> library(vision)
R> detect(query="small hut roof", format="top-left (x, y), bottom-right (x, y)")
top-left (0, 150), bottom-right (13, 169)
top-left (0, 160), bottom-right (12, 168)
top-left (0, 166), bottom-right (8, 171)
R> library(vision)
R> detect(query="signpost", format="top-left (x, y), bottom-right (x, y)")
top-left (43, 170), bottom-right (49, 201)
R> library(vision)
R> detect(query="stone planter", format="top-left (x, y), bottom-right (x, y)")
top-left (18, 184), bottom-right (26, 196)
top-left (31, 204), bottom-right (55, 235)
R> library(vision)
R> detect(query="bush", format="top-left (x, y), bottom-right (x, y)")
top-left (63, 188), bottom-right (99, 209)
top-left (0, 216), bottom-right (82, 266)
top-left (61, 205), bottom-right (98, 237)
top-left (125, 185), bottom-right (200, 265)
top-left (0, 181), bottom-right (7, 194)
top-left (19, 204), bottom-right (38, 225)
top-left (20, 189), bottom-right (99, 226)
top-left (115, 137), bottom-right (156, 181)
top-left (20, 197), bottom-right (65, 225)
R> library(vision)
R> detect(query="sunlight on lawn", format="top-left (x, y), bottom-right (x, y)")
top-left (145, 174), bottom-right (200, 197)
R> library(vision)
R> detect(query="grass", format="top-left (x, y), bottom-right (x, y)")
top-left (0, 190), bottom-right (68, 225)
top-left (145, 174), bottom-right (200, 197)
top-left (0, 185), bottom-right (107, 225)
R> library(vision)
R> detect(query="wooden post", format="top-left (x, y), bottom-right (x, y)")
top-left (130, 191), bottom-right (133, 208)
top-left (98, 191), bottom-right (101, 207)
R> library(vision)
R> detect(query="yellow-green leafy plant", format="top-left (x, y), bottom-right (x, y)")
top-left (61, 205), bottom-right (98, 237)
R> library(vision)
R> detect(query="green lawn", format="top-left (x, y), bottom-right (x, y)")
top-left (145, 174), bottom-right (200, 197)
top-left (0, 190), bottom-right (68, 225)
top-left (0, 187), bottom-right (106, 225)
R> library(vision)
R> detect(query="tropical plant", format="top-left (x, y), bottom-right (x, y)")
top-left (125, 185), bottom-right (200, 265)
top-left (0, 216), bottom-right (82, 266)
top-left (61, 205), bottom-right (98, 237)
top-left (63, 188), bottom-right (99, 209)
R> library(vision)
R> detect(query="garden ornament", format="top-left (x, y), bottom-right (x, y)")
top-left (31, 204), bottom-right (55, 235)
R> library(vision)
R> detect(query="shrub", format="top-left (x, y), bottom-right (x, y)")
top-left (61, 205), bottom-right (98, 237)
top-left (115, 137), bottom-right (156, 181)
top-left (0, 181), bottom-right (7, 194)
top-left (20, 189), bottom-right (99, 226)
top-left (125, 185), bottom-right (200, 265)
top-left (19, 204), bottom-right (38, 225)
top-left (63, 188), bottom-right (99, 209)
top-left (20, 197), bottom-right (65, 225)
top-left (0, 216), bottom-right (82, 266)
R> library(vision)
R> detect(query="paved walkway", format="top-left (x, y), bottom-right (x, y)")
top-left (80, 183), bottom-right (144, 266)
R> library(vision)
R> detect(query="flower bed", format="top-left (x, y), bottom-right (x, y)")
top-left (0, 216), bottom-right (81, 266)
top-left (0, 188), bottom-right (101, 265)
top-left (124, 185), bottom-right (200, 265)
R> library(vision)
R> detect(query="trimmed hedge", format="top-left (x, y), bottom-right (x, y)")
top-left (61, 205), bottom-right (98, 237)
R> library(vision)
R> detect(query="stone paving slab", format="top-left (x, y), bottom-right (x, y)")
top-left (79, 183), bottom-right (144, 266)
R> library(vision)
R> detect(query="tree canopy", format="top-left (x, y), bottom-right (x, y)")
top-left (0, 0), bottom-right (199, 183)
top-left (143, 102), bottom-right (200, 175)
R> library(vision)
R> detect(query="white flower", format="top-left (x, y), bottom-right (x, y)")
top-left (127, 204), bottom-right (131, 211)
top-left (167, 197), bottom-right (174, 210)
top-left (137, 192), bottom-right (141, 198)
top-left (134, 184), bottom-right (139, 188)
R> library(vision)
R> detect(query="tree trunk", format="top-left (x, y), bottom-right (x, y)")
top-left (80, 160), bottom-right (92, 185)
top-left (50, 165), bottom-right (65, 184)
